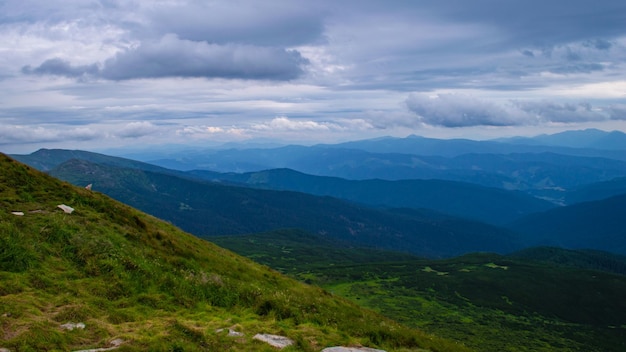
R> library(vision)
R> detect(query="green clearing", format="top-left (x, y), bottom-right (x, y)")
top-left (212, 232), bottom-right (626, 352)
top-left (0, 154), bottom-right (468, 351)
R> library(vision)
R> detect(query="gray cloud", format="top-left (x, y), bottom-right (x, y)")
top-left (21, 58), bottom-right (99, 78)
top-left (21, 35), bottom-right (308, 81)
top-left (406, 93), bottom-right (534, 127)
top-left (101, 34), bottom-right (307, 81)
top-left (549, 63), bottom-right (606, 74)
top-left (608, 104), bottom-right (626, 120)
top-left (3, 0), bottom-right (626, 152)
top-left (0, 124), bottom-right (101, 145)
top-left (411, 0), bottom-right (626, 48)
top-left (406, 94), bottom-right (615, 127)
top-left (145, 1), bottom-right (326, 47)
top-left (584, 39), bottom-right (613, 50)
top-left (514, 101), bottom-right (607, 123)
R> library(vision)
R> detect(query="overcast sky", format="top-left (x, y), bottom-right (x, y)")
top-left (2, 0), bottom-right (626, 153)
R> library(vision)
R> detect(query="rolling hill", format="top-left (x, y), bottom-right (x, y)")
top-left (564, 176), bottom-right (626, 204)
top-left (47, 158), bottom-right (521, 258)
top-left (0, 153), bottom-right (466, 351)
top-left (14, 148), bottom-right (558, 221)
top-left (146, 146), bottom-right (626, 190)
top-left (508, 193), bottom-right (626, 254)
top-left (188, 167), bottom-right (555, 225)
top-left (13, 144), bottom-right (626, 204)
top-left (496, 128), bottom-right (626, 150)
top-left (10, 148), bottom-right (178, 173)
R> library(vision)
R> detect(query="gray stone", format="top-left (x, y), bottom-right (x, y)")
top-left (253, 333), bottom-right (294, 349)
top-left (321, 347), bottom-right (387, 352)
top-left (109, 339), bottom-right (124, 347)
top-left (57, 204), bottom-right (75, 214)
top-left (72, 339), bottom-right (124, 352)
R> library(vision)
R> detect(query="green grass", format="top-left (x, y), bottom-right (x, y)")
top-left (212, 232), bottom-right (626, 352)
top-left (0, 154), bottom-right (469, 351)
top-left (316, 256), bottom-right (626, 352)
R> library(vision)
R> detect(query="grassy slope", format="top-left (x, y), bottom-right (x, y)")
top-left (212, 232), bottom-right (626, 352)
top-left (0, 154), bottom-right (469, 352)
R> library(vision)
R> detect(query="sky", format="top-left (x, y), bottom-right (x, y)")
top-left (1, 0), bottom-right (626, 153)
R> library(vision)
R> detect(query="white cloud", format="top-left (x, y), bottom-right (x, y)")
top-left (253, 117), bottom-right (333, 131)
top-left (176, 125), bottom-right (248, 139)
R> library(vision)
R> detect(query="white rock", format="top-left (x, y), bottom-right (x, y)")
top-left (72, 347), bottom-right (118, 352)
top-left (71, 338), bottom-right (124, 352)
top-left (322, 348), bottom-right (387, 352)
top-left (109, 339), bottom-right (124, 347)
top-left (227, 329), bottom-right (244, 337)
top-left (60, 322), bottom-right (85, 331)
top-left (253, 333), bottom-right (294, 349)
top-left (57, 204), bottom-right (75, 214)
top-left (216, 328), bottom-right (244, 337)
top-left (11, 211), bottom-right (24, 216)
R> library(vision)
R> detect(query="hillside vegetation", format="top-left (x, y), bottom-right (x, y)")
top-left (212, 230), bottom-right (626, 352)
top-left (0, 153), bottom-right (468, 351)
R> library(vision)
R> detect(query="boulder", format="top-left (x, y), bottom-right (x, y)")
top-left (253, 333), bottom-right (294, 349)
top-left (57, 204), bottom-right (75, 214)
top-left (72, 338), bottom-right (124, 352)
top-left (321, 348), bottom-right (386, 352)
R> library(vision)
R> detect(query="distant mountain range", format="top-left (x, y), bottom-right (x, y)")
top-left (189, 168), bottom-right (554, 225)
top-left (494, 128), bottom-right (626, 150)
top-left (9, 129), bottom-right (626, 257)
top-left (124, 129), bottom-right (626, 204)
top-left (47, 158), bottom-right (521, 258)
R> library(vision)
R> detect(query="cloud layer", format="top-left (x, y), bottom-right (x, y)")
top-left (1, 0), bottom-right (626, 152)
top-left (22, 34), bottom-right (308, 81)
